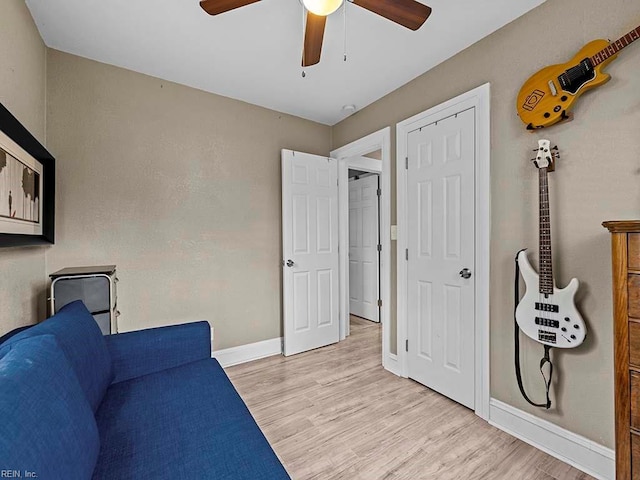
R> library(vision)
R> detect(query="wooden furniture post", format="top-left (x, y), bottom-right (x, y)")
top-left (603, 220), bottom-right (640, 480)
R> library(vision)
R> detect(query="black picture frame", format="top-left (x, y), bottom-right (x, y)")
top-left (0, 102), bottom-right (55, 247)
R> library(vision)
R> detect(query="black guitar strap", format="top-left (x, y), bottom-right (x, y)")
top-left (514, 250), bottom-right (553, 410)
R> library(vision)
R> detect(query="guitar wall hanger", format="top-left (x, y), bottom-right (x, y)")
top-left (517, 23), bottom-right (640, 130)
top-left (530, 145), bottom-right (560, 168)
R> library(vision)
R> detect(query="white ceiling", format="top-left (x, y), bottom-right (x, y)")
top-left (26, 0), bottom-right (544, 125)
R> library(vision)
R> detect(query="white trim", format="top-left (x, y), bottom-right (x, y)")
top-left (489, 399), bottom-right (614, 480)
top-left (396, 83), bottom-right (491, 420)
top-left (384, 352), bottom-right (401, 376)
top-left (346, 156), bottom-right (383, 173)
top-left (338, 157), bottom-right (383, 330)
top-left (346, 171), bottom-right (381, 325)
top-left (338, 159), bottom-right (350, 339)
top-left (331, 127), bottom-right (392, 370)
top-left (212, 337), bottom-right (283, 368)
top-left (343, 155), bottom-right (383, 334)
top-left (210, 326), bottom-right (215, 354)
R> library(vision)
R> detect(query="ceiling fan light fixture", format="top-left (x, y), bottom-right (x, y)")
top-left (302, 0), bottom-right (344, 17)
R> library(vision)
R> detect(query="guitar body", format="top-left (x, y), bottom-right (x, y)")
top-left (517, 39), bottom-right (618, 129)
top-left (515, 250), bottom-right (586, 348)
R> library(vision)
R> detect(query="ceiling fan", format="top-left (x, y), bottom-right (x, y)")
top-left (199, 0), bottom-right (433, 67)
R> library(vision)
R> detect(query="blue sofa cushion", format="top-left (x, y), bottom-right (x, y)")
top-left (0, 300), bottom-right (113, 412)
top-left (92, 358), bottom-right (290, 480)
top-left (0, 335), bottom-right (100, 479)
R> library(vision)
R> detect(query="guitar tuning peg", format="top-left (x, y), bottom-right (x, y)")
top-left (552, 146), bottom-right (559, 151)
top-left (530, 158), bottom-right (537, 162)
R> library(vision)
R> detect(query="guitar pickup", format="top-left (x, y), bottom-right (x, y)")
top-left (538, 330), bottom-right (557, 344)
top-left (535, 317), bottom-right (559, 328)
top-left (535, 302), bottom-right (559, 313)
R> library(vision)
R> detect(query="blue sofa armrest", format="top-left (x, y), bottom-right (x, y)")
top-left (0, 325), bottom-right (32, 345)
top-left (105, 321), bottom-right (211, 384)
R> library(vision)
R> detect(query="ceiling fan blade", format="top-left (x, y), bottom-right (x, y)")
top-left (302, 13), bottom-right (327, 67)
top-left (352, 0), bottom-right (432, 30)
top-left (199, 0), bottom-right (260, 16)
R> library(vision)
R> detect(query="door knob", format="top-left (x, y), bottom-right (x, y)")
top-left (286, 259), bottom-right (295, 268)
top-left (459, 268), bottom-right (472, 279)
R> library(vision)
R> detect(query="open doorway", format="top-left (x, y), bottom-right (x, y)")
top-left (331, 127), bottom-right (394, 373)
top-left (348, 165), bottom-right (381, 324)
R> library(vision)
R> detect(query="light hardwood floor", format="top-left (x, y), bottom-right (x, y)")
top-left (226, 316), bottom-right (592, 480)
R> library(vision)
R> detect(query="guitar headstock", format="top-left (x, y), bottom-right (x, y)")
top-left (531, 139), bottom-right (559, 171)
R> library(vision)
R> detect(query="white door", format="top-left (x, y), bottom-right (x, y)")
top-left (349, 175), bottom-right (380, 322)
top-left (282, 150), bottom-right (340, 356)
top-left (406, 108), bottom-right (476, 409)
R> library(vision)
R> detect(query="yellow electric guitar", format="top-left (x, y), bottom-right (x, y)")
top-left (517, 24), bottom-right (640, 130)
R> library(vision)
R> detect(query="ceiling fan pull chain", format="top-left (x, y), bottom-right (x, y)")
top-left (302, 4), bottom-right (307, 78)
top-left (343, 0), bottom-right (347, 61)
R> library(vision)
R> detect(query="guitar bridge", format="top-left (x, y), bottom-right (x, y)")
top-left (538, 330), bottom-right (557, 344)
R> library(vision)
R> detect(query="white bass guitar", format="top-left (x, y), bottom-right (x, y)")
top-left (515, 140), bottom-right (586, 348)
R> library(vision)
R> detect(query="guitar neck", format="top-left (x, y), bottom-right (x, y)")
top-left (539, 167), bottom-right (553, 295)
top-left (591, 25), bottom-right (640, 66)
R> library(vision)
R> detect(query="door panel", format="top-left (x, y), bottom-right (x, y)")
top-left (443, 284), bottom-right (462, 371)
top-left (407, 108), bottom-right (475, 409)
top-left (418, 280), bottom-right (433, 360)
top-left (316, 197), bottom-right (332, 252)
top-left (293, 195), bottom-right (309, 253)
top-left (293, 272), bottom-right (310, 332)
top-left (444, 175), bottom-right (462, 259)
top-left (282, 150), bottom-right (339, 356)
top-left (348, 175), bottom-right (380, 322)
top-left (418, 181), bottom-right (432, 257)
top-left (317, 269), bottom-right (333, 327)
top-left (362, 261), bottom-right (376, 305)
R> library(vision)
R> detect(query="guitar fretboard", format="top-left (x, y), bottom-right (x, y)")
top-left (539, 167), bottom-right (553, 295)
top-left (591, 25), bottom-right (640, 66)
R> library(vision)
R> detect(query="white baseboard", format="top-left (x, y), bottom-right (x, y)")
top-left (212, 337), bottom-right (282, 368)
top-left (383, 352), bottom-right (401, 376)
top-left (489, 398), bottom-right (614, 480)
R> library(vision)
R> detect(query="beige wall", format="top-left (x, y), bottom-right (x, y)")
top-left (4, 0), bottom-right (635, 448)
top-left (45, 50), bottom-right (332, 350)
top-left (332, 0), bottom-right (640, 448)
top-left (0, 0), bottom-right (48, 334)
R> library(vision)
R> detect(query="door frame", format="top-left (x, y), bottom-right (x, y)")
top-left (331, 127), bottom-right (393, 371)
top-left (396, 83), bottom-right (491, 420)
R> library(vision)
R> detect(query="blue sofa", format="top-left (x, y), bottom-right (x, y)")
top-left (0, 301), bottom-right (290, 480)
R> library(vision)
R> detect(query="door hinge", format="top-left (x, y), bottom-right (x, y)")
top-left (405, 249), bottom-right (408, 261)
top-left (377, 244), bottom-right (382, 252)
top-left (405, 157), bottom-right (408, 169)
top-left (377, 299), bottom-right (382, 307)
top-left (377, 188), bottom-right (382, 197)
top-left (405, 339), bottom-right (409, 352)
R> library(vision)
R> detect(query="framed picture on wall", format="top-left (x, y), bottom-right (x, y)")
top-left (0, 103), bottom-right (55, 247)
